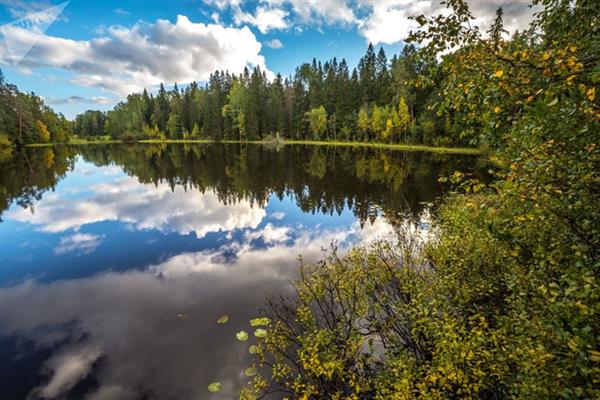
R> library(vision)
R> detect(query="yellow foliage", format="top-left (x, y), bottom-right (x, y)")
top-left (36, 120), bottom-right (51, 142)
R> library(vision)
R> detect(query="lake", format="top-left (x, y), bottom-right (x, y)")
top-left (0, 144), bottom-right (487, 399)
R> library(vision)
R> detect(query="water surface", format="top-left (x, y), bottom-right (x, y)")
top-left (0, 144), bottom-right (487, 399)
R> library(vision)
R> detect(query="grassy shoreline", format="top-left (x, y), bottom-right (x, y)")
top-left (24, 138), bottom-right (481, 155)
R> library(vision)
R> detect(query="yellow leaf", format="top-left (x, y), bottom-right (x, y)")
top-left (494, 70), bottom-right (504, 78)
top-left (587, 87), bottom-right (596, 102)
top-left (494, 106), bottom-right (502, 113)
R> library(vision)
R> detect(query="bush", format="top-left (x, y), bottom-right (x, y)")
top-left (120, 132), bottom-right (138, 143)
top-left (0, 134), bottom-right (12, 147)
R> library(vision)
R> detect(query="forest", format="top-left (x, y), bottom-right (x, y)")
top-left (72, 44), bottom-right (466, 146)
top-left (0, 71), bottom-right (72, 147)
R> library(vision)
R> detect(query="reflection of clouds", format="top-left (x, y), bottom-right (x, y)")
top-left (85, 385), bottom-right (135, 400)
top-left (270, 211), bottom-right (285, 220)
top-left (54, 233), bottom-right (104, 255)
top-left (73, 165), bottom-right (122, 176)
top-left (31, 344), bottom-right (102, 399)
top-left (8, 176), bottom-right (266, 238)
top-left (0, 216), bottom-right (398, 399)
top-left (0, 261), bottom-right (296, 399)
top-left (245, 222), bottom-right (290, 244)
top-left (356, 217), bottom-right (396, 243)
top-left (153, 217), bottom-right (395, 278)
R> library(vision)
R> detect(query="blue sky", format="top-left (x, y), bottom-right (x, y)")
top-left (0, 0), bottom-right (534, 118)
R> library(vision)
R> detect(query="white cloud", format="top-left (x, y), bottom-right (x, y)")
top-left (356, 218), bottom-right (396, 242)
top-left (358, 0), bottom-right (431, 45)
top-left (151, 215), bottom-right (403, 278)
top-left (54, 233), bottom-right (105, 255)
top-left (210, 0), bottom-right (355, 30)
top-left (245, 222), bottom-right (291, 243)
top-left (2, 15), bottom-right (269, 96)
top-left (32, 344), bottom-right (102, 399)
top-left (357, 0), bottom-right (538, 45)
top-left (199, 0), bottom-right (534, 46)
top-left (7, 176), bottom-right (266, 238)
top-left (262, 0), bottom-right (355, 26)
top-left (234, 6), bottom-right (288, 33)
top-left (0, 0), bottom-right (68, 21)
top-left (271, 211), bottom-right (285, 219)
top-left (265, 38), bottom-right (283, 49)
top-left (114, 8), bottom-right (130, 16)
top-left (45, 95), bottom-right (112, 105)
top-left (203, 0), bottom-right (243, 10)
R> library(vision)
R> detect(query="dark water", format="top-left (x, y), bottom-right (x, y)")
top-left (0, 144), bottom-right (488, 400)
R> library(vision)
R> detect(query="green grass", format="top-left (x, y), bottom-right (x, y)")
top-left (25, 137), bottom-right (481, 155)
top-left (275, 140), bottom-right (481, 154)
top-left (135, 138), bottom-right (481, 154)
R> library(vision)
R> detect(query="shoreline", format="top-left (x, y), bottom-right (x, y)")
top-left (23, 139), bottom-right (482, 155)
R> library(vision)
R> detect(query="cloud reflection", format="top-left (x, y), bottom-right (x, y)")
top-left (8, 176), bottom-right (266, 238)
top-left (54, 233), bottom-right (104, 255)
top-left (0, 216), bottom-right (396, 399)
top-left (31, 344), bottom-right (102, 399)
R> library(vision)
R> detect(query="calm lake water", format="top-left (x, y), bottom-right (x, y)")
top-left (0, 144), bottom-right (487, 400)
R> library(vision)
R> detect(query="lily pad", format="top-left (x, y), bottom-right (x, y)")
top-left (254, 328), bottom-right (267, 338)
top-left (249, 345), bottom-right (260, 354)
top-left (208, 382), bottom-right (221, 393)
top-left (249, 317), bottom-right (270, 327)
top-left (244, 367), bottom-right (257, 377)
top-left (236, 331), bottom-right (249, 341)
top-left (217, 315), bottom-right (229, 324)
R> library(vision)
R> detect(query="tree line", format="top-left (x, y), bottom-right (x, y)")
top-left (74, 44), bottom-right (466, 146)
top-left (0, 70), bottom-right (72, 146)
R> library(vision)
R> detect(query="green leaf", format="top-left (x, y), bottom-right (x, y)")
top-left (207, 382), bottom-right (221, 393)
top-left (548, 97), bottom-right (559, 106)
top-left (236, 331), bottom-right (249, 341)
top-left (217, 315), bottom-right (229, 324)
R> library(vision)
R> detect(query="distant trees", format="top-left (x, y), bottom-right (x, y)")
top-left (79, 44), bottom-right (465, 146)
top-left (73, 110), bottom-right (105, 137)
top-left (0, 69), bottom-right (71, 146)
top-left (0, 45), bottom-right (466, 147)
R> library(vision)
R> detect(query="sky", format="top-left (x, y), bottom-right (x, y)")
top-left (0, 0), bottom-right (537, 119)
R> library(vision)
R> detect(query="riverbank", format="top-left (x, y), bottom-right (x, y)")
top-left (24, 138), bottom-right (482, 155)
